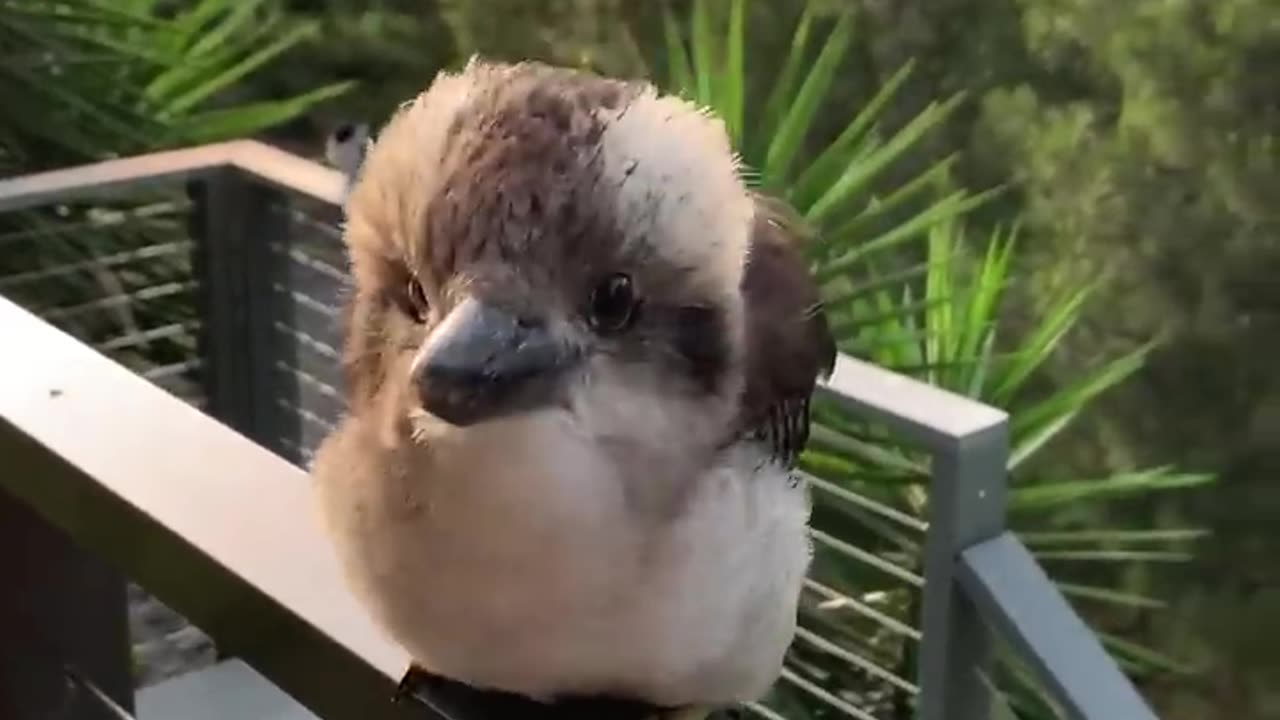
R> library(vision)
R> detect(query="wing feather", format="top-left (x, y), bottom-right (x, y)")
top-left (738, 194), bottom-right (836, 467)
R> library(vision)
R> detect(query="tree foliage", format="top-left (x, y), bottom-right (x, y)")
top-left (847, 1), bottom-right (1280, 716)
top-left (0, 0), bottom-right (353, 172)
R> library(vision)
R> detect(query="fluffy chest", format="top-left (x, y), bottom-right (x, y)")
top-left (316, 413), bottom-right (812, 705)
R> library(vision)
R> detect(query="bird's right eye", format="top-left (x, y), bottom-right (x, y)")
top-left (404, 277), bottom-right (429, 323)
top-left (588, 273), bottom-right (637, 334)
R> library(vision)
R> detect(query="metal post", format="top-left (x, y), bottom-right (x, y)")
top-left (0, 490), bottom-right (133, 720)
top-left (189, 171), bottom-right (293, 455)
top-left (916, 421), bottom-right (1009, 720)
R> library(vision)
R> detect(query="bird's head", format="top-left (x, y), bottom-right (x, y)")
top-left (338, 59), bottom-right (758, 452)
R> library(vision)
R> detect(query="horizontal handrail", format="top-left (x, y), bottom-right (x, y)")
top-left (819, 353), bottom-right (1007, 452)
top-left (960, 533), bottom-right (1159, 720)
top-left (0, 140), bottom-right (344, 213)
top-left (0, 295), bottom-right (420, 720)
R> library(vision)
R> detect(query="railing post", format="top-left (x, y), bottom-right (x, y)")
top-left (0, 490), bottom-right (133, 720)
top-left (188, 170), bottom-right (292, 454)
top-left (917, 420), bottom-right (1009, 720)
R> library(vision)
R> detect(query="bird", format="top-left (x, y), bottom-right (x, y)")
top-left (323, 120), bottom-right (370, 200)
top-left (310, 57), bottom-right (836, 720)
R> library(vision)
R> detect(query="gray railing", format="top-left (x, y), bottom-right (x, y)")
top-left (0, 141), bottom-right (1158, 720)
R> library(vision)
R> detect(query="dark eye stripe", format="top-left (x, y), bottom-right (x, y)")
top-left (659, 305), bottom-right (729, 395)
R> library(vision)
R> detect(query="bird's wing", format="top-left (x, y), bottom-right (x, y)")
top-left (737, 194), bottom-right (837, 468)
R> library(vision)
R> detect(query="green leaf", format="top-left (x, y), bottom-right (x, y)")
top-left (1011, 467), bottom-right (1215, 511)
top-left (1011, 342), bottom-right (1155, 439)
top-left (924, 220), bottom-right (955, 377)
top-left (806, 424), bottom-right (928, 477)
top-left (995, 650), bottom-right (1070, 718)
top-left (689, 0), bottom-right (715, 108)
top-left (763, 9), bottom-right (855, 185)
top-left (144, 2), bottom-right (276, 102)
top-left (840, 278), bottom-right (929, 368)
top-left (1018, 528), bottom-right (1211, 546)
top-left (659, 4), bottom-right (693, 99)
top-left (978, 671), bottom-right (1021, 720)
top-left (163, 20), bottom-right (319, 114)
top-left (1097, 631), bottom-right (1198, 675)
top-left (990, 284), bottom-right (1094, 403)
top-left (750, 2), bottom-right (817, 165)
top-left (821, 260), bottom-right (935, 308)
top-left (1034, 549), bottom-right (1194, 563)
top-left (0, 63), bottom-right (156, 147)
top-left (827, 294), bottom-right (952, 336)
top-left (173, 0), bottom-right (244, 51)
top-left (817, 188), bottom-right (997, 281)
top-left (806, 92), bottom-right (966, 223)
top-left (1007, 409), bottom-right (1079, 470)
top-left (186, 0), bottom-right (269, 59)
top-left (964, 328), bottom-right (998, 398)
top-left (790, 60), bottom-right (916, 211)
top-left (4, 2), bottom-right (166, 27)
top-left (812, 153), bottom-right (961, 260)
top-left (1056, 582), bottom-right (1167, 610)
top-left (169, 81), bottom-right (354, 143)
top-left (959, 225), bottom-right (1017, 367)
top-left (721, 0), bottom-right (745, 147)
top-left (10, 14), bottom-right (171, 65)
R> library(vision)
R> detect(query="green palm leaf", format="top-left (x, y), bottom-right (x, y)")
top-left (762, 9), bottom-right (855, 187)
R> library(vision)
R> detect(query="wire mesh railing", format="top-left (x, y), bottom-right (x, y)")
top-left (0, 196), bottom-right (204, 407)
top-left (260, 197), bottom-right (348, 465)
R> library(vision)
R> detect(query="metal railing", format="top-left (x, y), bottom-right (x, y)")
top-left (0, 141), bottom-right (1157, 720)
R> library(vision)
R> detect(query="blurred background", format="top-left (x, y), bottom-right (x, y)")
top-left (2, 1), bottom-right (1277, 718)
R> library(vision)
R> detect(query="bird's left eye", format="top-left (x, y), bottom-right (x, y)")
top-left (588, 273), bottom-right (637, 334)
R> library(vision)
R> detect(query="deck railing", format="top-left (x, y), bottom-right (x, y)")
top-left (0, 141), bottom-right (1158, 720)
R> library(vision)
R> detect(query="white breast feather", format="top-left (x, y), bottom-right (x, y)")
top-left (314, 407), bottom-right (812, 707)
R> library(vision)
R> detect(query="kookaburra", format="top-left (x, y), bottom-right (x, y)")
top-left (312, 58), bottom-right (836, 719)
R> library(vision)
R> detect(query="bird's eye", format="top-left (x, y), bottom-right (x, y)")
top-left (588, 273), bottom-right (637, 333)
top-left (406, 276), bottom-right (429, 323)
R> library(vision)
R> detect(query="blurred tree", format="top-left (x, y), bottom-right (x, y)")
top-left (437, 0), bottom-right (645, 77)
top-left (0, 0), bottom-right (353, 172)
top-left (847, 1), bottom-right (1280, 716)
top-left (255, 0), bottom-right (457, 152)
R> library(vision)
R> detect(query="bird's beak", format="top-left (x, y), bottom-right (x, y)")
top-left (412, 296), bottom-right (579, 427)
